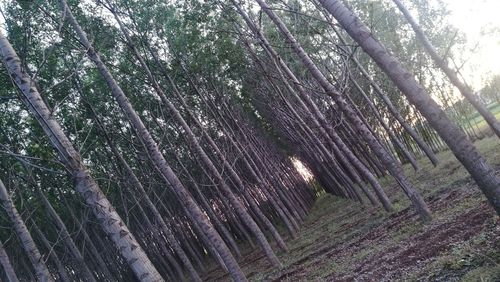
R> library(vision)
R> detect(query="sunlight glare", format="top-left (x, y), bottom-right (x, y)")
top-left (291, 157), bottom-right (314, 182)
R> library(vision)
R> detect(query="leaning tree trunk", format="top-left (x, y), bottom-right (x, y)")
top-left (241, 35), bottom-right (375, 205)
top-left (0, 239), bottom-right (19, 282)
top-left (59, 1), bottom-right (246, 280)
top-left (231, 5), bottom-right (393, 211)
top-left (392, 0), bottom-right (500, 138)
top-left (164, 66), bottom-right (293, 247)
top-left (173, 151), bottom-right (242, 257)
top-left (255, 0), bottom-right (432, 221)
top-left (347, 73), bottom-right (420, 171)
top-left (180, 60), bottom-right (303, 227)
top-left (0, 178), bottom-right (54, 282)
top-left (317, 12), bottom-right (439, 165)
top-left (319, 0), bottom-right (500, 213)
top-left (29, 176), bottom-right (96, 282)
top-left (0, 28), bottom-right (162, 282)
top-left (58, 192), bottom-right (116, 282)
top-left (82, 98), bottom-right (201, 282)
top-left (31, 221), bottom-right (71, 282)
top-left (107, 6), bottom-right (282, 264)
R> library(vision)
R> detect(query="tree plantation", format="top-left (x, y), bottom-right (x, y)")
top-left (0, 0), bottom-right (498, 281)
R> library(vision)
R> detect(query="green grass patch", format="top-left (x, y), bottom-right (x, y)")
top-left (204, 137), bottom-right (500, 282)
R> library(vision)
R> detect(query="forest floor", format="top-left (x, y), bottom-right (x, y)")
top-left (202, 136), bottom-right (500, 281)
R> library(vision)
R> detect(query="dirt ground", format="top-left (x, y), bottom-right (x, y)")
top-left (203, 136), bottom-right (500, 281)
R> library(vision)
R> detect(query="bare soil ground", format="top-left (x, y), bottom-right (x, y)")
top-left (203, 136), bottom-right (500, 281)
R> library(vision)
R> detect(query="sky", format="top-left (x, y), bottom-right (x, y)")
top-left (440, 0), bottom-right (500, 89)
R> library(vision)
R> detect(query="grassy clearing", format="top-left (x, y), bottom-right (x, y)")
top-left (469, 102), bottom-right (500, 123)
top-left (202, 136), bottom-right (499, 281)
top-left (462, 101), bottom-right (500, 136)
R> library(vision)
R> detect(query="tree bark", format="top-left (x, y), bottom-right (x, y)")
top-left (319, 0), bottom-right (500, 214)
top-left (0, 240), bottom-right (19, 282)
top-left (392, 0), bottom-right (500, 138)
top-left (59, 1), bottom-right (246, 280)
top-left (0, 28), bottom-right (162, 281)
top-left (254, 0), bottom-right (431, 221)
top-left (232, 2), bottom-right (392, 211)
top-left (31, 221), bottom-right (71, 282)
top-left (0, 178), bottom-right (54, 282)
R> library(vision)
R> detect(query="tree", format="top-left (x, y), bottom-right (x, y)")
top-left (318, 0), bottom-right (500, 214)
top-left (0, 27), bottom-right (163, 281)
top-left (0, 177), bottom-right (54, 281)
top-left (253, 0), bottom-right (432, 221)
top-left (0, 239), bottom-right (19, 282)
top-left (392, 0), bottom-right (500, 138)
top-left (58, 0), bottom-right (246, 279)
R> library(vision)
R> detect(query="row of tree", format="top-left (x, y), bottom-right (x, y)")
top-left (0, 0), bottom-right (498, 281)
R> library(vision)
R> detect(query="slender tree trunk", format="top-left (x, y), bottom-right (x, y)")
top-left (166, 67), bottom-right (295, 243)
top-left (82, 97), bottom-right (201, 282)
top-left (0, 178), bottom-right (54, 282)
top-left (31, 221), bottom-right (71, 282)
top-left (168, 79), bottom-right (288, 254)
top-left (348, 74), bottom-right (419, 171)
top-left (319, 0), bottom-right (500, 214)
top-left (63, 201), bottom-right (115, 282)
top-left (243, 40), bottom-right (373, 205)
top-left (392, 0), bottom-right (500, 138)
top-left (224, 109), bottom-right (311, 218)
top-left (320, 14), bottom-right (439, 165)
top-left (0, 28), bottom-right (162, 282)
top-left (89, 228), bottom-right (130, 281)
top-left (108, 4), bottom-right (281, 265)
top-left (31, 180), bottom-right (96, 282)
top-left (232, 3), bottom-right (393, 211)
top-left (174, 152), bottom-right (242, 258)
top-left (132, 202), bottom-right (184, 281)
top-left (254, 0), bottom-right (431, 221)
top-left (59, 2), bottom-right (246, 280)
top-left (178, 64), bottom-right (302, 230)
top-left (0, 240), bottom-right (19, 282)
